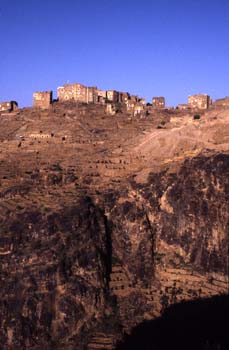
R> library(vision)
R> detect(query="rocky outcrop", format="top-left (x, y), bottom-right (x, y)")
top-left (103, 153), bottom-right (228, 334)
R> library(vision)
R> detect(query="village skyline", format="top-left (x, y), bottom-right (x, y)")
top-left (1, 80), bottom-right (229, 115)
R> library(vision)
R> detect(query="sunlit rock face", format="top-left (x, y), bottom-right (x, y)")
top-left (0, 105), bottom-right (228, 349)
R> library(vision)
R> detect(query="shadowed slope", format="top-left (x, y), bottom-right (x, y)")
top-left (116, 295), bottom-right (229, 350)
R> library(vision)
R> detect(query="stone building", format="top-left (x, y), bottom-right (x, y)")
top-left (97, 90), bottom-right (107, 104)
top-left (213, 97), bottom-right (229, 107)
top-left (107, 90), bottom-right (119, 103)
top-left (134, 103), bottom-right (145, 116)
top-left (86, 86), bottom-right (98, 103)
top-left (29, 133), bottom-right (52, 139)
top-left (126, 100), bottom-right (136, 113)
top-left (97, 90), bottom-right (107, 99)
top-left (106, 104), bottom-right (116, 115)
top-left (56, 83), bottom-right (147, 107)
top-left (57, 83), bottom-right (87, 102)
top-left (0, 101), bottom-right (18, 113)
top-left (177, 104), bottom-right (191, 110)
top-left (119, 92), bottom-right (130, 103)
top-left (129, 95), bottom-right (139, 103)
top-left (188, 94), bottom-right (211, 110)
top-left (33, 91), bottom-right (53, 109)
top-left (58, 83), bottom-right (98, 103)
top-left (138, 98), bottom-right (146, 105)
top-left (152, 97), bottom-right (165, 109)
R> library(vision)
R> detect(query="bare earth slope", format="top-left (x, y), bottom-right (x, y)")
top-left (0, 104), bottom-right (228, 349)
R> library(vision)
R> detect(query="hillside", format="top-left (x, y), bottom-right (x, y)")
top-left (0, 103), bottom-right (228, 349)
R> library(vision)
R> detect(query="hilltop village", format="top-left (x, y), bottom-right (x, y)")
top-left (1, 82), bottom-right (229, 116)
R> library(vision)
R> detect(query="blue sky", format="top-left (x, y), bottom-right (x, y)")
top-left (0, 0), bottom-right (228, 107)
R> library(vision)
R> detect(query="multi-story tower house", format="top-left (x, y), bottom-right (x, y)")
top-left (106, 90), bottom-right (119, 103)
top-left (152, 97), bottom-right (165, 109)
top-left (188, 94), bottom-right (211, 110)
top-left (33, 91), bottom-right (53, 109)
top-left (86, 86), bottom-right (98, 103)
top-left (57, 83), bottom-right (87, 102)
top-left (57, 83), bottom-right (98, 103)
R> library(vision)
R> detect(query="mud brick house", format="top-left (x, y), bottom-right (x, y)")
top-left (33, 91), bottom-right (53, 109)
top-left (0, 101), bottom-right (18, 113)
top-left (152, 97), bottom-right (165, 109)
top-left (188, 94), bottom-right (211, 110)
top-left (107, 90), bottom-right (119, 103)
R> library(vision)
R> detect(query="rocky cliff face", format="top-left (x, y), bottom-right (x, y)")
top-left (0, 197), bottom-right (112, 349)
top-left (0, 105), bottom-right (228, 349)
top-left (105, 153), bottom-right (228, 332)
